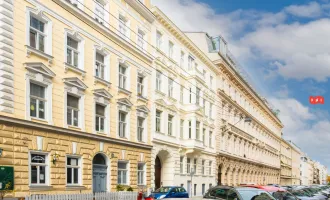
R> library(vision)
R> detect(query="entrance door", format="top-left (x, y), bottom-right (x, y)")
top-left (218, 165), bottom-right (222, 185)
top-left (187, 181), bottom-right (191, 197)
top-left (155, 156), bottom-right (162, 189)
top-left (93, 154), bottom-right (107, 193)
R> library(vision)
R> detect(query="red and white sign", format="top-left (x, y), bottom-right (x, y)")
top-left (309, 96), bottom-right (324, 104)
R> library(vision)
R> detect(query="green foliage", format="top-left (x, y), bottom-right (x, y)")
top-left (116, 185), bottom-right (134, 192)
top-left (126, 186), bottom-right (133, 191)
top-left (0, 181), bottom-right (14, 200)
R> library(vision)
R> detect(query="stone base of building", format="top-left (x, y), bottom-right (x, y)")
top-left (216, 155), bottom-right (280, 186)
top-left (0, 118), bottom-right (151, 197)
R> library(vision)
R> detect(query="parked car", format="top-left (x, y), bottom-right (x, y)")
top-left (203, 186), bottom-right (275, 200)
top-left (149, 186), bottom-right (189, 199)
top-left (243, 185), bottom-right (298, 200)
top-left (289, 189), bottom-right (327, 200)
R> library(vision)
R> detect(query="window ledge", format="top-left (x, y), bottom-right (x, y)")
top-left (29, 185), bottom-right (53, 191)
top-left (137, 95), bottom-right (148, 102)
top-left (168, 96), bottom-right (177, 102)
top-left (68, 125), bottom-right (81, 130)
top-left (94, 76), bottom-right (111, 87)
top-left (155, 90), bottom-right (166, 97)
top-left (65, 63), bottom-right (86, 77)
top-left (66, 185), bottom-right (86, 190)
top-left (118, 87), bottom-right (132, 95)
top-left (26, 45), bottom-right (53, 64)
top-left (31, 117), bottom-right (48, 124)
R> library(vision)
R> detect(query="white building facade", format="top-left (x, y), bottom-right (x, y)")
top-left (149, 8), bottom-right (219, 197)
top-left (300, 155), bottom-right (314, 185)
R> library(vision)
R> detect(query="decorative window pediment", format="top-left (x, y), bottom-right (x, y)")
top-left (137, 105), bottom-right (149, 118)
top-left (155, 99), bottom-right (167, 106)
top-left (117, 98), bottom-right (133, 107)
top-left (94, 89), bottom-right (112, 100)
top-left (63, 77), bottom-right (88, 91)
top-left (25, 62), bottom-right (56, 78)
top-left (118, 57), bottom-right (129, 67)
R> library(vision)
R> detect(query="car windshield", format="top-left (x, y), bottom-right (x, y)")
top-left (239, 190), bottom-right (276, 200)
top-left (272, 191), bottom-right (297, 200)
top-left (154, 187), bottom-right (172, 193)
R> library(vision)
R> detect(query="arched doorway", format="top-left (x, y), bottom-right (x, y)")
top-left (155, 156), bottom-right (161, 189)
top-left (93, 153), bottom-right (108, 192)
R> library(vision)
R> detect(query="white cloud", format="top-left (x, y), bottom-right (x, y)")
top-left (285, 1), bottom-right (322, 18)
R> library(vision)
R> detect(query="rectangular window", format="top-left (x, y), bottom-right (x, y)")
top-left (188, 121), bottom-right (192, 139)
top-left (168, 78), bottom-right (174, 97)
top-left (67, 157), bottom-right (80, 185)
top-left (30, 83), bottom-right (46, 119)
top-left (189, 88), bottom-right (192, 103)
top-left (67, 36), bottom-right (79, 67)
top-left (210, 75), bottom-right (213, 89)
top-left (168, 115), bottom-right (173, 136)
top-left (95, 104), bottom-right (105, 132)
top-left (203, 99), bottom-right (207, 115)
top-left (196, 87), bottom-right (200, 106)
top-left (119, 15), bottom-right (128, 37)
top-left (67, 95), bottom-right (79, 127)
top-left (137, 117), bottom-right (144, 142)
top-left (137, 75), bottom-right (144, 97)
top-left (180, 119), bottom-right (184, 139)
top-left (194, 184), bottom-right (197, 196)
top-left (30, 153), bottom-right (48, 185)
top-left (196, 121), bottom-right (200, 140)
top-left (209, 103), bottom-right (213, 118)
top-left (193, 159), bottom-right (197, 174)
top-left (30, 16), bottom-right (45, 52)
top-left (95, 0), bottom-right (105, 24)
top-left (187, 158), bottom-right (191, 173)
top-left (209, 131), bottom-right (212, 147)
top-left (118, 111), bottom-right (127, 138)
top-left (202, 160), bottom-right (205, 175)
top-left (95, 52), bottom-right (105, 79)
top-left (180, 86), bottom-right (184, 103)
top-left (156, 110), bottom-right (162, 132)
top-left (203, 70), bottom-right (206, 78)
top-left (188, 56), bottom-right (194, 70)
top-left (118, 162), bottom-right (128, 184)
top-left (202, 128), bottom-right (206, 145)
top-left (119, 65), bottom-right (127, 89)
top-left (137, 29), bottom-right (145, 49)
top-left (156, 31), bottom-right (162, 49)
top-left (169, 41), bottom-right (174, 59)
top-left (209, 161), bottom-right (212, 175)
top-left (180, 157), bottom-right (184, 174)
top-left (137, 163), bottom-right (145, 185)
top-left (202, 184), bottom-right (205, 195)
top-left (156, 71), bottom-right (162, 92)
top-left (180, 51), bottom-right (185, 68)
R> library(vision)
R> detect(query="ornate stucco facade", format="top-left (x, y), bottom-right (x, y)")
top-left (185, 33), bottom-right (283, 186)
top-left (280, 139), bottom-right (301, 185)
top-left (0, 0), bottom-right (155, 197)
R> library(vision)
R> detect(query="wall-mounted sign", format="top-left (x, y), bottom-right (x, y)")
top-left (0, 166), bottom-right (14, 190)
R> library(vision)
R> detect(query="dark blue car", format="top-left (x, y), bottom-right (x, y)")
top-left (150, 186), bottom-right (189, 199)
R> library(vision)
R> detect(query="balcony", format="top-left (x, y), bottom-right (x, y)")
top-left (187, 67), bottom-right (206, 83)
top-left (153, 131), bottom-right (178, 145)
top-left (183, 139), bottom-right (205, 152)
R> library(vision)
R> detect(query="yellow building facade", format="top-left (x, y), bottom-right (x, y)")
top-left (0, 0), bottom-right (156, 197)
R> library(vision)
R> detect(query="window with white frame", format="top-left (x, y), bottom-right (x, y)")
top-left (203, 99), bottom-right (206, 115)
top-left (66, 156), bottom-right (80, 185)
top-left (137, 163), bottom-right (145, 185)
top-left (67, 95), bottom-right (80, 127)
top-left (196, 121), bottom-right (200, 140)
top-left (202, 128), bottom-right (206, 145)
top-left (180, 86), bottom-right (184, 103)
top-left (156, 31), bottom-right (162, 49)
top-left (66, 36), bottom-right (80, 68)
top-left (156, 110), bottom-right (162, 132)
top-left (180, 51), bottom-right (185, 68)
top-left (203, 70), bottom-right (206, 78)
top-left (119, 64), bottom-right (127, 89)
top-left (180, 156), bottom-right (184, 174)
top-left (168, 114), bottom-right (173, 136)
top-left (208, 161), bottom-right (212, 175)
top-left (156, 71), bottom-right (162, 92)
top-left (189, 88), bottom-right (192, 103)
top-left (188, 56), bottom-right (194, 70)
top-left (95, 0), bottom-right (105, 24)
top-left (210, 75), bottom-right (214, 89)
top-left (196, 87), bottom-right (200, 105)
top-left (137, 117), bottom-right (144, 142)
top-left (187, 158), bottom-right (191, 173)
top-left (119, 15), bottom-right (128, 37)
top-left (169, 41), bottom-right (174, 59)
top-left (202, 160), bottom-right (205, 175)
top-left (30, 153), bottom-right (48, 185)
top-left (137, 75), bottom-right (144, 97)
top-left (29, 16), bottom-right (46, 52)
top-left (209, 131), bottom-right (213, 147)
top-left (209, 103), bottom-right (213, 118)
top-left (118, 111), bottom-right (127, 138)
top-left (95, 104), bottom-right (105, 132)
top-left (95, 52), bottom-right (105, 80)
top-left (188, 120), bottom-right (192, 139)
top-left (118, 161), bottom-right (128, 184)
top-left (168, 78), bottom-right (174, 98)
top-left (180, 119), bottom-right (184, 139)
top-left (137, 29), bottom-right (145, 50)
top-left (29, 82), bottom-right (46, 120)
top-left (193, 159), bottom-right (197, 174)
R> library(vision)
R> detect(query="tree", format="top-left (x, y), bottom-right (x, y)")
top-left (0, 181), bottom-right (14, 200)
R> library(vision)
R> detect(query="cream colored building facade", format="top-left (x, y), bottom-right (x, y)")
top-left (300, 155), bottom-right (314, 185)
top-left (185, 33), bottom-right (283, 186)
top-left (280, 140), bottom-right (301, 185)
top-left (0, 0), bottom-right (157, 197)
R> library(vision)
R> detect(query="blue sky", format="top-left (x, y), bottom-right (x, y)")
top-left (153, 0), bottom-right (330, 171)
